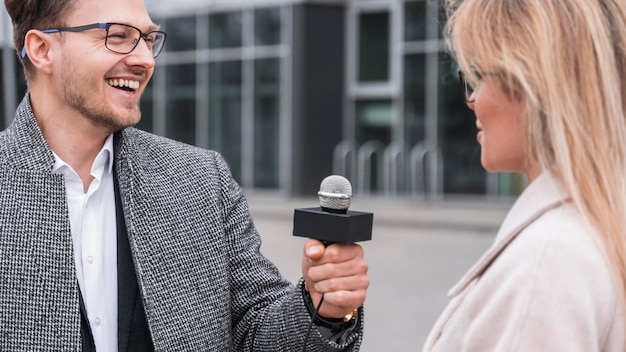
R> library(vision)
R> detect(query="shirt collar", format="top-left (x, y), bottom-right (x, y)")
top-left (101, 133), bottom-right (115, 175)
top-left (51, 134), bottom-right (115, 175)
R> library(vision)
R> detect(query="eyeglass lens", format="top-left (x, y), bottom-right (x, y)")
top-left (105, 23), bottom-right (165, 57)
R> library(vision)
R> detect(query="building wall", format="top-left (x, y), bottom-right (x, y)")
top-left (143, 5), bottom-right (291, 193)
top-left (291, 3), bottom-right (345, 196)
top-left (0, 0), bottom-right (527, 199)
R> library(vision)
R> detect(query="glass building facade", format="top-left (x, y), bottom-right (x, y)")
top-left (0, 0), bottom-right (525, 199)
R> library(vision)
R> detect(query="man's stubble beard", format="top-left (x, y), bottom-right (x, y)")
top-left (61, 59), bottom-right (142, 133)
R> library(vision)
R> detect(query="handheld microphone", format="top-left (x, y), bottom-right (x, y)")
top-left (293, 175), bottom-right (373, 244)
top-left (295, 176), bottom-right (372, 352)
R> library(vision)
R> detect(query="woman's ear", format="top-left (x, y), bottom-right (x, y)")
top-left (23, 29), bottom-right (55, 75)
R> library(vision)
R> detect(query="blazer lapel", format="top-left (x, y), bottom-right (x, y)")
top-left (0, 95), bottom-right (82, 349)
top-left (113, 134), bottom-right (155, 351)
top-left (116, 170), bottom-right (138, 352)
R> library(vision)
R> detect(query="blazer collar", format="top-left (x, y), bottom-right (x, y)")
top-left (8, 94), bottom-right (129, 175)
top-left (448, 172), bottom-right (570, 297)
top-left (5, 94), bottom-right (56, 172)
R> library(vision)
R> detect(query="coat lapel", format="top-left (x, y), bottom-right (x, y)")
top-left (114, 162), bottom-right (155, 351)
top-left (0, 95), bottom-right (81, 350)
top-left (424, 173), bottom-right (569, 350)
top-left (113, 131), bottom-right (159, 347)
top-left (116, 166), bottom-right (138, 352)
top-left (448, 173), bottom-right (568, 297)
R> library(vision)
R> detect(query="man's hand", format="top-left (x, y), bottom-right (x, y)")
top-left (302, 239), bottom-right (369, 319)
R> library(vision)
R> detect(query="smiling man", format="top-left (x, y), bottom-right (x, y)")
top-left (0, 0), bottom-right (369, 351)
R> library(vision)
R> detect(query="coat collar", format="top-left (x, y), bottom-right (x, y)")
top-left (5, 94), bottom-right (56, 172)
top-left (6, 93), bottom-right (142, 227)
top-left (6, 94), bottom-right (133, 174)
top-left (448, 172), bottom-right (570, 297)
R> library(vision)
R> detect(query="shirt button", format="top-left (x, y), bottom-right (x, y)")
top-left (95, 317), bottom-right (101, 326)
top-left (87, 256), bottom-right (94, 264)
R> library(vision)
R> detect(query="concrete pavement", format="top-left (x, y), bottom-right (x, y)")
top-left (246, 195), bottom-right (511, 351)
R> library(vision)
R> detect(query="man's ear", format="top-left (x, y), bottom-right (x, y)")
top-left (23, 30), bottom-right (55, 75)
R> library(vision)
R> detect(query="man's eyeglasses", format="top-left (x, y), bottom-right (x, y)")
top-left (458, 70), bottom-right (476, 103)
top-left (21, 22), bottom-right (167, 59)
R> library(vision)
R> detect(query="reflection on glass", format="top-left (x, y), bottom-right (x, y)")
top-left (358, 12), bottom-right (390, 82)
top-left (164, 16), bottom-right (196, 52)
top-left (355, 99), bottom-right (392, 193)
top-left (254, 7), bottom-right (281, 46)
top-left (166, 64), bottom-right (196, 145)
top-left (355, 100), bottom-right (392, 145)
top-left (209, 61), bottom-right (243, 181)
top-left (437, 53), bottom-right (485, 194)
top-left (209, 12), bottom-right (243, 49)
top-left (404, 1), bottom-right (427, 42)
top-left (404, 54), bottom-right (426, 147)
top-left (254, 58), bottom-right (280, 188)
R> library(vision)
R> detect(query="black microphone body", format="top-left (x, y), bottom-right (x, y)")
top-left (293, 207), bottom-right (373, 243)
top-left (293, 175), bottom-right (373, 244)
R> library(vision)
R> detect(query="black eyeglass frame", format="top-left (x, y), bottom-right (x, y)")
top-left (21, 22), bottom-right (167, 59)
top-left (458, 70), bottom-right (476, 104)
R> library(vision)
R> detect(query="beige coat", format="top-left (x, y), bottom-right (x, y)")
top-left (424, 173), bottom-right (625, 351)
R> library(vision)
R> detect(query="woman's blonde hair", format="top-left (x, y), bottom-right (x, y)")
top-left (445, 0), bottom-right (626, 304)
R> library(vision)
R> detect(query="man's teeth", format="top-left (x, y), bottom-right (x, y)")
top-left (106, 79), bottom-right (140, 90)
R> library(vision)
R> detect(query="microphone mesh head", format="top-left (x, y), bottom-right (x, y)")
top-left (318, 175), bottom-right (352, 211)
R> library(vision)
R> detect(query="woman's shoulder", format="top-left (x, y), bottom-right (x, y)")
top-left (487, 200), bottom-right (617, 313)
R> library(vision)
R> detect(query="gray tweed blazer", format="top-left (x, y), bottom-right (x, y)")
top-left (0, 95), bottom-right (363, 351)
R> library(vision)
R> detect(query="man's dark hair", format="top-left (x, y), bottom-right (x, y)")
top-left (4, 0), bottom-right (74, 74)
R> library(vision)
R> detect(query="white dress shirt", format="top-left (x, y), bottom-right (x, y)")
top-left (52, 134), bottom-right (118, 352)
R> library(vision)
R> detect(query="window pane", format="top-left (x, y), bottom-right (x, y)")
top-left (404, 54), bottom-right (426, 146)
top-left (254, 7), bottom-right (281, 46)
top-left (16, 59), bottom-right (27, 96)
top-left (358, 12), bottom-right (390, 82)
top-left (137, 81), bottom-right (154, 133)
top-left (12, 55), bottom-right (28, 127)
top-left (355, 99), bottom-right (391, 192)
top-left (209, 61), bottom-right (242, 181)
top-left (165, 64), bottom-right (196, 145)
top-left (209, 12), bottom-right (243, 49)
top-left (164, 16), bottom-right (196, 52)
top-left (254, 58), bottom-right (280, 188)
top-left (355, 100), bottom-right (392, 145)
top-left (404, 1), bottom-right (427, 42)
top-left (437, 53), bottom-right (485, 194)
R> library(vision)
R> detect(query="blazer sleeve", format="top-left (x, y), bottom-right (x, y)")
top-left (213, 152), bottom-right (364, 352)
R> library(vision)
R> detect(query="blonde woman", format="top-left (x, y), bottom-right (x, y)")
top-left (424, 0), bottom-right (626, 350)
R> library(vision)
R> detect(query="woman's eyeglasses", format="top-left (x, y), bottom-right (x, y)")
top-left (458, 70), bottom-right (476, 103)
